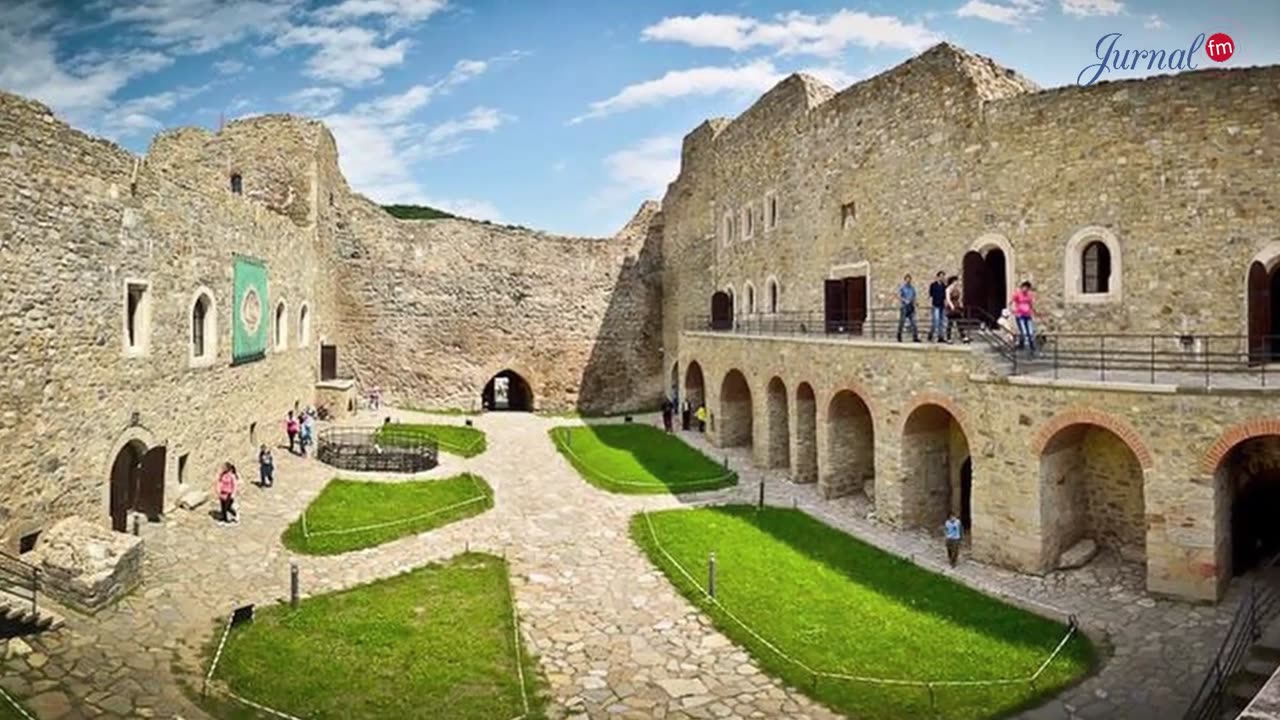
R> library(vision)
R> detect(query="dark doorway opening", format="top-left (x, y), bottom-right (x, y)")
top-left (823, 276), bottom-right (867, 334)
top-left (482, 370), bottom-right (533, 412)
top-left (1247, 261), bottom-right (1279, 365)
top-left (960, 457), bottom-right (973, 531)
top-left (109, 442), bottom-right (166, 532)
top-left (710, 291), bottom-right (733, 330)
top-left (962, 248), bottom-right (1008, 326)
top-left (320, 344), bottom-right (338, 380)
top-left (1228, 436), bottom-right (1280, 575)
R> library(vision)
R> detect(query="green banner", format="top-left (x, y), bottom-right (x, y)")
top-left (232, 256), bottom-right (268, 364)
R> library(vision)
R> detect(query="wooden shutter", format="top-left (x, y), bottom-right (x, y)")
top-left (824, 279), bottom-right (847, 333)
top-left (962, 251), bottom-right (985, 323)
top-left (320, 344), bottom-right (337, 380)
top-left (138, 446), bottom-right (167, 519)
top-left (1248, 261), bottom-right (1270, 365)
top-left (710, 292), bottom-right (732, 330)
top-left (847, 277), bottom-right (867, 335)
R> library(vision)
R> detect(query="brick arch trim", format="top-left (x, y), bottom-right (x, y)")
top-left (826, 379), bottom-right (879, 424)
top-left (1199, 418), bottom-right (1280, 476)
top-left (1031, 407), bottom-right (1154, 470)
top-left (900, 392), bottom-right (972, 441)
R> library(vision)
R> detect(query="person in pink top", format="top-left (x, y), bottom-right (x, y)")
top-left (1010, 281), bottom-right (1037, 356)
top-left (216, 462), bottom-right (239, 524)
top-left (285, 411), bottom-right (300, 455)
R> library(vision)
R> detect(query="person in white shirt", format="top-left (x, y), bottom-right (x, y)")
top-left (944, 514), bottom-right (963, 566)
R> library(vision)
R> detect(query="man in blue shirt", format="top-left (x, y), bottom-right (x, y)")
top-left (944, 513), bottom-right (963, 566)
top-left (897, 274), bottom-right (920, 342)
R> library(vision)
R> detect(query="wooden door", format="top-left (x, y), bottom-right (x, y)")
top-left (137, 446), bottom-right (167, 519)
top-left (710, 291), bottom-right (732, 330)
top-left (109, 445), bottom-right (139, 532)
top-left (962, 251), bottom-right (985, 324)
top-left (846, 277), bottom-right (867, 335)
top-left (1248, 261), bottom-right (1270, 365)
top-left (824, 279), bottom-right (847, 333)
top-left (984, 249), bottom-right (1008, 321)
top-left (320, 344), bottom-right (337, 380)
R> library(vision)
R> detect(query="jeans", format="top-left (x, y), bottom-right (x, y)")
top-left (1016, 316), bottom-right (1035, 353)
top-left (930, 306), bottom-right (945, 340)
top-left (946, 539), bottom-right (961, 566)
top-left (219, 496), bottom-right (235, 522)
top-left (897, 306), bottom-right (918, 341)
top-left (260, 464), bottom-right (273, 487)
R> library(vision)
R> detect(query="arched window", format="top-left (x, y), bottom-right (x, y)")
top-left (767, 278), bottom-right (779, 313)
top-left (297, 303), bottom-right (311, 347)
top-left (1082, 241), bottom-right (1111, 294)
top-left (723, 212), bottom-right (733, 246)
top-left (189, 289), bottom-right (216, 366)
top-left (274, 301), bottom-right (287, 351)
top-left (230, 173), bottom-right (243, 194)
top-left (746, 283), bottom-right (756, 314)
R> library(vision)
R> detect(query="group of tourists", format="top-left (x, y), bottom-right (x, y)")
top-left (660, 397), bottom-right (708, 434)
top-left (212, 405), bottom-right (321, 526)
top-left (896, 272), bottom-right (1038, 355)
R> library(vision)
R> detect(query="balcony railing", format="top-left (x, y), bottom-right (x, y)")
top-left (683, 309), bottom-right (1280, 388)
top-left (0, 550), bottom-right (40, 617)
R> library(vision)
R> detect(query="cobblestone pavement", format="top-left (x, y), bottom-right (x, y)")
top-left (0, 410), bottom-right (1248, 719)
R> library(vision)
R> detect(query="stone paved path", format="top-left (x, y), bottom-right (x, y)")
top-left (0, 410), bottom-right (1249, 719)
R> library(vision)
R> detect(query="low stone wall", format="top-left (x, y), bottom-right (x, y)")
top-left (27, 518), bottom-right (143, 614)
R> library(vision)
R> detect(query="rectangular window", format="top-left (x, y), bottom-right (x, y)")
top-left (18, 531), bottom-right (39, 554)
top-left (841, 201), bottom-right (857, 230)
top-left (767, 194), bottom-right (778, 230)
top-left (744, 206), bottom-right (754, 238)
top-left (178, 453), bottom-right (189, 485)
top-left (124, 281), bottom-right (150, 354)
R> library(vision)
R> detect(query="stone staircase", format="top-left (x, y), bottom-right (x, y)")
top-left (1221, 569), bottom-right (1280, 719)
top-left (0, 588), bottom-right (62, 634)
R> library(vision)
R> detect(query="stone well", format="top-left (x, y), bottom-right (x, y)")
top-left (26, 518), bottom-right (143, 614)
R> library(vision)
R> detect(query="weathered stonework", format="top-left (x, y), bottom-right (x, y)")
top-left (26, 518), bottom-right (143, 613)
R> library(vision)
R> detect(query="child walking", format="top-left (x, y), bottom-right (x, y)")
top-left (216, 462), bottom-right (239, 524)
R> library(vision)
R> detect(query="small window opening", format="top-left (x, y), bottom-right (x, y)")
top-left (249, 422), bottom-right (257, 445)
top-left (192, 295), bottom-right (209, 358)
top-left (768, 281), bottom-right (779, 313)
top-left (125, 282), bottom-right (148, 351)
top-left (19, 531), bottom-right (39, 554)
top-left (768, 196), bottom-right (778, 229)
top-left (230, 173), bottom-right (243, 194)
top-left (841, 201), bottom-right (857, 230)
top-left (178, 453), bottom-right (189, 485)
top-left (1082, 240), bottom-right (1112, 294)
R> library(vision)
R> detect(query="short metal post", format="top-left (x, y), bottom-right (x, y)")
top-left (290, 562), bottom-right (300, 609)
top-left (1205, 337), bottom-right (1211, 388)
top-left (31, 568), bottom-right (39, 614)
top-left (1053, 337), bottom-right (1059, 380)
top-left (723, 455), bottom-right (729, 469)
top-left (1150, 336), bottom-right (1155, 384)
top-left (1099, 336), bottom-right (1105, 381)
top-left (708, 552), bottom-right (717, 599)
top-left (758, 480), bottom-right (765, 510)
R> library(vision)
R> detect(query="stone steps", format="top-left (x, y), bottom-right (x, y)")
top-left (0, 590), bottom-right (62, 633)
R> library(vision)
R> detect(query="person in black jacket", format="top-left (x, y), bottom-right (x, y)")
top-left (928, 271), bottom-right (947, 342)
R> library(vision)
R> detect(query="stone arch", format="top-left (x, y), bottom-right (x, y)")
top-left (764, 377), bottom-right (789, 468)
top-left (822, 388), bottom-right (875, 499)
top-left (1038, 421), bottom-right (1148, 571)
top-left (101, 424), bottom-right (159, 532)
top-left (1064, 226), bottom-right (1122, 304)
top-left (297, 302), bottom-right (311, 347)
top-left (1204, 422), bottom-right (1280, 577)
top-left (683, 360), bottom-right (706, 413)
top-left (189, 286), bottom-right (216, 366)
top-left (793, 382), bottom-right (818, 484)
top-left (765, 275), bottom-right (780, 314)
top-left (900, 400), bottom-right (971, 531)
top-left (482, 369), bottom-right (533, 412)
top-left (273, 299), bottom-right (288, 351)
top-left (744, 281), bottom-right (756, 315)
top-left (719, 369), bottom-right (753, 448)
top-left (1033, 408), bottom-right (1154, 470)
top-left (1244, 242), bottom-right (1280, 362)
top-left (899, 393), bottom-right (972, 443)
top-left (963, 233), bottom-right (1016, 322)
top-left (1202, 418), bottom-right (1280, 476)
top-left (476, 360), bottom-right (538, 412)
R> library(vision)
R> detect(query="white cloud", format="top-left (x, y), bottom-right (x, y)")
top-left (1061, 0), bottom-right (1124, 17)
top-left (797, 64), bottom-right (860, 89)
top-left (411, 106), bottom-right (510, 158)
top-left (282, 86), bottom-right (344, 114)
top-left (214, 58), bottom-right (246, 75)
top-left (275, 25), bottom-right (409, 85)
top-left (955, 0), bottom-right (1045, 26)
top-left (101, 84), bottom-right (212, 137)
top-left (315, 0), bottom-right (447, 25)
top-left (1144, 14), bottom-right (1166, 30)
top-left (572, 60), bottom-right (782, 123)
top-left (588, 135), bottom-right (681, 219)
top-left (104, 0), bottom-right (297, 54)
top-left (641, 10), bottom-right (942, 57)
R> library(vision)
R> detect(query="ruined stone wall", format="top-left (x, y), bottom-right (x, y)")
top-left (0, 92), bottom-right (333, 548)
top-left (662, 43), bottom-right (1280, 345)
top-left (679, 332), bottom-right (1280, 602)
top-left (326, 193), bottom-right (664, 414)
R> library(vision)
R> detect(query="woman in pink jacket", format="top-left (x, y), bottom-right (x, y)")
top-left (216, 462), bottom-right (239, 524)
top-left (1010, 281), bottom-right (1037, 356)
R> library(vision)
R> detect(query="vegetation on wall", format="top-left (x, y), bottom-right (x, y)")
top-left (382, 204), bottom-right (457, 220)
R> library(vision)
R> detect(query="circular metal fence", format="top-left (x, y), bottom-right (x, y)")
top-left (316, 426), bottom-right (439, 473)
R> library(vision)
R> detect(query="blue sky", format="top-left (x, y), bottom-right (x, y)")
top-left (1, 1), bottom-right (1277, 236)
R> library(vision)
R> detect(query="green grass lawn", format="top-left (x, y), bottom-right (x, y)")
top-left (374, 422), bottom-right (487, 458)
top-left (282, 474), bottom-right (493, 555)
top-left (397, 404), bottom-right (480, 416)
top-left (203, 553), bottom-right (545, 720)
top-left (0, 694), bottom-right (28, 720)
top-left (632, 506), bottom-right (1097, 720)
top-left (549, 424), bottom-right (736, 494)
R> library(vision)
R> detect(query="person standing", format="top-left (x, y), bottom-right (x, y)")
top-left (695, 404), bottom-right (707, 432)
top-left (285, 411), bottom-right (300, 455)
top-left (660, 397), bottom-right (674, 433)
top-left (681, 398), bottom-right (691, 431)
top-left (944, 275), bottom-right (967, 343)
top-left (299, 411), bottom-right (315, 456)
top-left (216, 462), bottom-right (239, 524)
top-left (896, 274), bottom-right (920, 343)
top-left (944, 513), bottom-right (963, 566)
top-left (928, 271), bottom-right (947, 343)
top-left (1010, 281), bottom-right (1037, 356)
top-left (258, 445), bottom-right (274, 488)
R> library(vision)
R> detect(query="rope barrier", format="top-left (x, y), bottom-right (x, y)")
top-left (302, 489), bottom-right (491, 539)
top-left (0, 686), bottom-right (34, 720)
top-left (551, 428), bottom-right (737, 491)
top-left (640, 510), bottom-right (1080, 696)
top-left (504, 566), bottom-right (531, 720)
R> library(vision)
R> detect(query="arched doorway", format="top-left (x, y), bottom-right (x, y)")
top-left (719, 369), bottom-right (753, 448)
top-left (1247, 260), bottom-right (1279, 364)
top-left (684, 362), bottom-right (705, 411)
top-left (1038, 424), bottom-right (1146, 571)
top-left (764, 377), bottom-right (789, 468)
top-left (794, 383), bottom-right (817, 483)
top-left (960, 458), bottom-right (973, 531)
top-left (482, 370), bottom-right (533, 411)
top-left (900, 404), bottom-right (970, 531)
top-left (1217, 435), bottom-right (1280, 575)
top-left (710, 291), bottom-right (732, 330)
top-left (669, 362), bottom-right (679, 402)
top-left (109, 440), bottom-right (166, 532)
top-left (823, 390), bottom-right (875, 499)
top-left (962, 246), bottom-right (1009, 325)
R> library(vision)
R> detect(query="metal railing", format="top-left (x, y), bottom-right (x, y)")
top-left (683, 309), bottom-right (1280, 388)
top-left (315, 426), bottom-right (439, 473)
top-left (1182, 576), bottom-right (1280, 720)
top-left (0, 550), bottom-right (40, 617)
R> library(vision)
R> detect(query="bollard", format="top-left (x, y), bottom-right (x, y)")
top-left (464, 418), bottom-right (473, 427)
top-left (757, 481), bottom-right (765, 510)
top-left (290, 562), bottom-right (300, 609)
top-left (708, 552), bottom-right (717, 599)
top-left (723, 455), bottom-right (729, 469)
top-left (131, 513), bottom-right (141, 537)
top-left (792, 495), bottom-right (797, 509)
